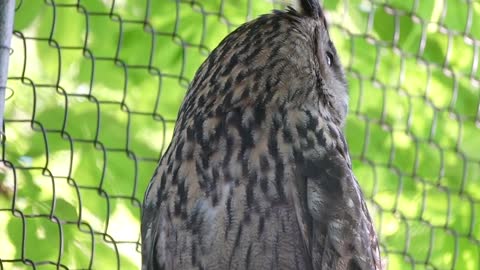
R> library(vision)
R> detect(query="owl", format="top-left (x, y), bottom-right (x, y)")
top-left (141, 0), bottom-right (383, 269)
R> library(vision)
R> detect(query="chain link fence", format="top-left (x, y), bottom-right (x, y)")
top-left (0, 0), bottom-right (479, 269)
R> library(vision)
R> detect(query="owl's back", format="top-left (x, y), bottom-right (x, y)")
top-left (142, 106), bottom-right (313, 269)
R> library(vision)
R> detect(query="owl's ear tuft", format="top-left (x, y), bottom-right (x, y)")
top-left (289, 0), bottom-right (324, 19)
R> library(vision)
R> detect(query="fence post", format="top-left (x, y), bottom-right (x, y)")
top-left (0, 0), bottom-right (15, 134)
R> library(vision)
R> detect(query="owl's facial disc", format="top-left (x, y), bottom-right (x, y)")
top-left (309, 11), bottom-right (348, 127)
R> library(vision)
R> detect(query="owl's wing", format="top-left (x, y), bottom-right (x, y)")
top-left (292, 122), bottom-right (382, 270)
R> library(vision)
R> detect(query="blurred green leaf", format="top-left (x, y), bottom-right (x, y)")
top-left (8, 216), bottom-right (60, 262)
top-left (14, 0), bottom-right (44, 31)
top-left (373, 7), bottom-right (395, 42)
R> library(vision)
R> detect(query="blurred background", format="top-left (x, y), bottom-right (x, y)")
top-left (0, 0), bottom-right (479, 269)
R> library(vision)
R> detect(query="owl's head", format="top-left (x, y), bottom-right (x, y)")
top-left (288, 0), bottom-right (348, 126)
top-left (182, 0), bottom-right (348, 127)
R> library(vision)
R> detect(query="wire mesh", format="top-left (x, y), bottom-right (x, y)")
top-left (0, 0), bottom-right (479, 269)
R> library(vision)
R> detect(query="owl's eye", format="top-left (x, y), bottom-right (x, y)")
top-left (326, 51), bottom-right (334, 67)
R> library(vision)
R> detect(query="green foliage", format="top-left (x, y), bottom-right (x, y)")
top-left (1, 0), bottom-right (479, 269)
